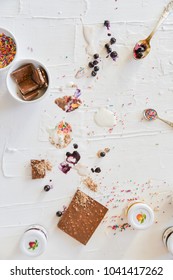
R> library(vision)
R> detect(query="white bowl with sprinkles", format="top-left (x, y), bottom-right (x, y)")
top-left (0, 27), bottom-right (17, 72)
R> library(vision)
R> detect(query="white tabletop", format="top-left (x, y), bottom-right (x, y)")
top-left (0, 0), bottom-right (173, 260)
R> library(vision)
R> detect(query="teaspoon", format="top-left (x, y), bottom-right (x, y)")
top-left (143, 108), bottom-right (173, 128)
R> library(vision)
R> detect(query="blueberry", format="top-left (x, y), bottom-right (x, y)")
top-left (108, 33), bottom-right (111, 36)
top-left (140, 44), bottom-right (147, 51)
top-left (135, 47), bottom-right (144, 53)
top-left (94, 66), bottom-right (99, 72)
top-left (44, 185), bottom-right (51, 192)
top-left (110, 51), bottom-right (118, 59)
top-left (56, 211), bottom-right (62, 217)
top-left (107, 47), bottom-right (112, 53)
top-left (73, 143), bottom-right (78, 149)
top-left (110, 37), bottom-right (116, 45)
top-left (66, 152), bottom-right (71, 157)
top-left (88, 62), bottom-right (94, 68)
top-left (100, 151), bottom-right (106, 157)
top-left (93, 53), bottom-right (99, 59)
top-left (91, 71), bottom-right (97, 77)
top-left (105, 43), bottom-right (110, 49)
top-left (135, 52), bottom-right (143, 59)
top-left (93, 60), bottom-right (99, 65)
top-left (95, 167), bottom-right (101, 173)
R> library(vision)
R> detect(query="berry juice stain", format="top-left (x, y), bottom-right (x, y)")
top-left (59, 162), bottom-right (71, 174)
top-left (66, 151), bottom-right (81, 165)
top-left (104, 20), bottom-right (110, 30)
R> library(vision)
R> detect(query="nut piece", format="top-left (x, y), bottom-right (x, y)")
top-left (83, 177), bottom-right (98, 192)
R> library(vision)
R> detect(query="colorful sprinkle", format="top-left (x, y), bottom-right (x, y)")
top-left (0, 33), bottom-right (16, 68)
top-left (144, 109), bottom-right (157, 121)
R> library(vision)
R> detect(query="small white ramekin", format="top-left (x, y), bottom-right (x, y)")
top-left (6, 58), bottom-right (50, 103)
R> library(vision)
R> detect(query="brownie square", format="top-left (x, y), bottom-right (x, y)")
top-left (32, 68), bottom-right (45, 87)
top-left (58, 190), bottom-right (108, 245)
top-left (31, 160), bottom-right (46, 179)
top-left (11, 64), bottom-right (33, 84)
top-left (22, 89), bottom-right (40, 101)
top-left (22, 89), bottom-right (39, 101)
top-left (18, 78), bottom-right (39, 95)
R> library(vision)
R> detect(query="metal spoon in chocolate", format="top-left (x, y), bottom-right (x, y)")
top-left (133, 1), bottom-right (173, 60)
top-left (143, 109), bottom-right (173, 128)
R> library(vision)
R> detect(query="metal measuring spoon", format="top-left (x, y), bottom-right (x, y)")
top-left (133, 1), bottom-right (173, 60)
top-left (143, 109), bottom-right (173, 128)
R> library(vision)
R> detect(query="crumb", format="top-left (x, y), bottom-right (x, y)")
top-left (74, 190), bottom-right (90, 207)
top-left (46, 160), bottom-right (52, 171)
top-left (83, 177), bottom-right (98, 192)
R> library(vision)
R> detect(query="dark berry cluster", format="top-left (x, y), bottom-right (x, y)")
top-left (91, 167), bottom-right (101, 173)
top-left (133, 44), bottom-right (147, 59)
top-left (105, 37), bottom-right (118, 61)
top-left (88, 53), bottom-right (100, 77)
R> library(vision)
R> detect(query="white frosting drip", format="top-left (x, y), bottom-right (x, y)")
top-left (74, 163), bottom-right (89, 176)
top-left (82, 25), bottom-right (96, 55)
top-left (94, 108), bottom-right (117, 127)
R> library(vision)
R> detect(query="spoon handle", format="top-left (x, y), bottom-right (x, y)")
top-left (147, 1), bottom-right (173, 41)
top-left (158, 116), bottom-right (173, 128)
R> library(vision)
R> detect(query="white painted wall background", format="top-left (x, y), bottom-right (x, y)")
top-left (0, 0), bottom-right (173, 259)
